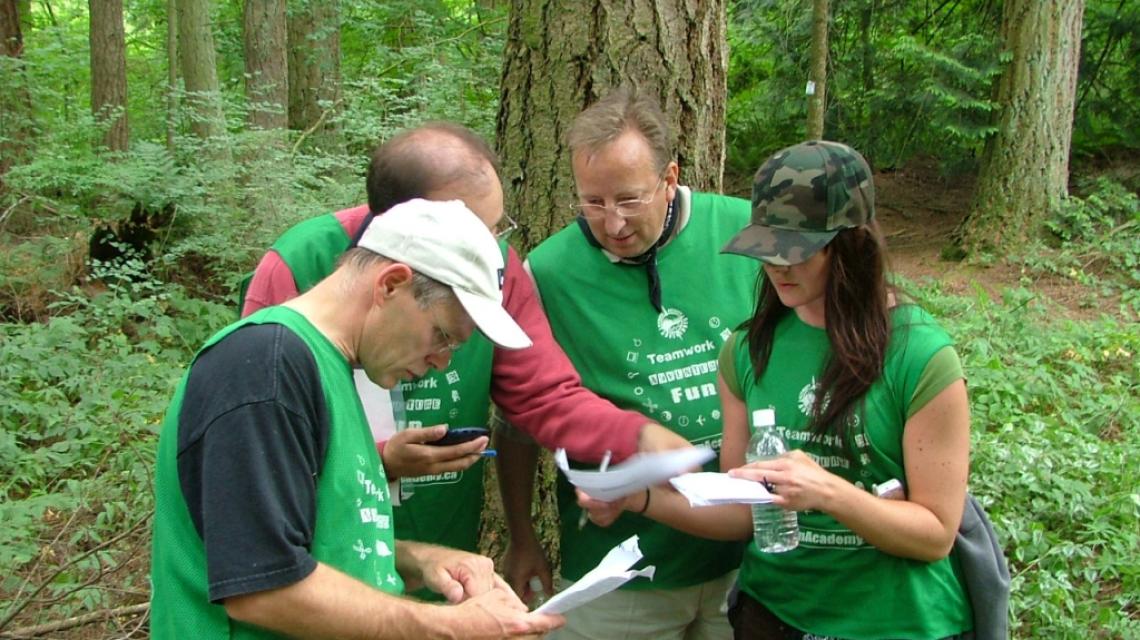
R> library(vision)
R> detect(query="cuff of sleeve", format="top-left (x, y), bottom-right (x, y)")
top-left (208, 556), bottom-right (317, 603)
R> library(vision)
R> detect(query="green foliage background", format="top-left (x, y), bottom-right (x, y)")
top-left (0, 0), bottom-right (1137, 637)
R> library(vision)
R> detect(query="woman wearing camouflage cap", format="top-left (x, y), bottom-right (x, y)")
top-left (581, 141), bottom-right (974, 639)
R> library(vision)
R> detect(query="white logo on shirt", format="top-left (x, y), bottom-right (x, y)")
top-left (657, 308), bottom-right (688, 340)
top-left (798, 377), bottom-right (818, 417)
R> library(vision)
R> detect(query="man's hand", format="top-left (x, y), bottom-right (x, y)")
top-left (502, 533), bottom-right (553, 604)
top-left (448, 587), bottom-right (564, 638)
top-left (575, 487), bottom-right (643, 528)
top-left (637, 423), bottom-right (691, 453)
top-left (397, 541), bottom-right (501, 603)
top-left (381, 425), bottom-right (488, 479)
top-left (225, 559), bottom-right (562, 639)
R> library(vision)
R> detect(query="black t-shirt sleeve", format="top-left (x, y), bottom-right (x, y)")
top-left (176, 323), bottom-right (330, 602)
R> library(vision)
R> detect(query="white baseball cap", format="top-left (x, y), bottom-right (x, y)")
top-left (357, 199), bottom-right (532, 350)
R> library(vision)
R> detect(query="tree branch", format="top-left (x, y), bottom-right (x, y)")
top-left (0, 603), bottom-right (148, 639)
top-left (0, 511), bottom-right (152, 632)
top-left (1074, 0), bottom-right (1127, 116)
top-left (289, 99), bottom-right (344, 156)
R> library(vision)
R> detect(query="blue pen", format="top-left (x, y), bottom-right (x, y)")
top-left (481, 449), bottom-right (497, 458)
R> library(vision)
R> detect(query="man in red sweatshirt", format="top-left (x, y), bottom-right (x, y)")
top-left (241, 122), bottom-right (686, 602)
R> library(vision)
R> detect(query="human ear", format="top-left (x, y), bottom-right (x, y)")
top-left (374, 263), bottom-right (414, 303)
top-left (664, 161), bottom-right (681, 197)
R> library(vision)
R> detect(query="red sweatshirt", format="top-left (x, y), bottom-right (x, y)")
top-left (242, 205), bottom-right (646, 463)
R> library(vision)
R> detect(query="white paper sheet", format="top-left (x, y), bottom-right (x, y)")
top-left (554, 446), bottom-right (716, 502)
top-left (668, 472), bottom-right (774, 507)
top-left (534, 535), bottom-right (655, 615)
top-left (354, 369), bottom-right (399, 443)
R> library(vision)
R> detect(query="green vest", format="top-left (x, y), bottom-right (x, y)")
top-left (729, 305), bottom-right (972, 639)
top-left (150, 307), bottom-right (403, 640)
top-left (254, 212), bottom-right (496, 554)
top-left (528, 191), bottom-right (756, 589)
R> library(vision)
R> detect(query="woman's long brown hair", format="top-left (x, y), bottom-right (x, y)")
top-left (745, 221), bottom-right (892, 459)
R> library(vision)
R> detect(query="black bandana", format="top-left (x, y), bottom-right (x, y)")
top-left (576, 196), bottom-right (679, 313)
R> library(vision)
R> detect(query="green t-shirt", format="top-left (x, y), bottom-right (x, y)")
top-left (528, 190), bottom-right (757, 589)
top-left (257, 213), bottom-right (497, 555)
top-left (726, 305), bottom-right (973, 639)
top-left (150, 307), bottom-right (403, 639)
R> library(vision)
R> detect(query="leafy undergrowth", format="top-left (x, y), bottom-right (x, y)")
top-left (0, 264), bottom-right (230, 638)
top-left (912, 280), bottom-right (1139, 637)
top-left (1012, 177), bottom-right (1140, 320)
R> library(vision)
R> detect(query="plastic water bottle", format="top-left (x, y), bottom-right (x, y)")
top-left (746, 409), bottom-right (799, 553)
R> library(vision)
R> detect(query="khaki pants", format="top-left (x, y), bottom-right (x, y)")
top-left (548, 571), bottom-right (736, 640)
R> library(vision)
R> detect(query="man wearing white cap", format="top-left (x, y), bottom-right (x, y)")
top-left (150, 200), bottom-right (561, 639)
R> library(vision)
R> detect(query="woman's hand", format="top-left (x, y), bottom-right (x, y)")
top-left (729, 450), bottom-right (839, 513)
top-left (575, 488), bottom-right (646, 527)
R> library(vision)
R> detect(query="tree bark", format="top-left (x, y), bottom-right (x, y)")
top-left (959, 0), bottom-right (1084, 254)
top-left (89, 0), bottom-right (129, 152)
top-left (244, 0), bottom-right (288, 130)
top-left (286, 0), bottom-right (341, 150)
top-left (176, 0), bottom-right (225, 140)
top-left (805, 0), bottom-right (829, 140)
top-left (0, 0), bottom-right (33, 186)
top-left (497, 0), bottom-right (729, 251)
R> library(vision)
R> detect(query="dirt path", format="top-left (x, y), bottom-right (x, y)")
top-left (875, 162), bottom-right (1098, 319)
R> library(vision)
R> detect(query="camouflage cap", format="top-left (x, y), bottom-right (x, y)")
top-left (722, 140), bottom-right (874, 265)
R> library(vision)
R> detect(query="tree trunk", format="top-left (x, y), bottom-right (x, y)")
top-left (859, 0), bottom-right (875, 165)
top-left (89, 0), bottom-right (129, 152)
top-left (497, 0), bottom-right (729, 251)
top-left (176, 0), bottom-right (225, 140)
top-left (805, 0), bottom-right (829, 140)
top-left (166, 0), bottom-right (178, 150)
top-left (0, 0), bottom-right (33, 186)
top-left (244, 0), bottom-right (288, 130)
top-left (958, 0), bottom-right (1084, 254)
top-left (286, 0), bottom-right (341, 150)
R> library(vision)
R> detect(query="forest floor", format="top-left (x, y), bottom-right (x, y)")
top-left (873, 159), bottom-right (1102, 319)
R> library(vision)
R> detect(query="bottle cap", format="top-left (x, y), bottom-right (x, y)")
top-left (752, 408), bottom-right (775, 427)
top-left (873, 478), bottom-right (905, 499)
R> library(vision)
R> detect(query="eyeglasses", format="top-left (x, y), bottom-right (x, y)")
top-left (428, 305), bottom-right (462, 355)
top-left (493, 213), bottom-right (518, 240)
top-left (570, 176), bottom-right (665, 220)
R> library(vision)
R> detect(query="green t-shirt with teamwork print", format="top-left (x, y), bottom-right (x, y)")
top-left (727, 304), bottom-right (972, 639)
top-left (528, 190), bottom-right (757, 589)
top-left (151, 307), bottom-right (403, 639)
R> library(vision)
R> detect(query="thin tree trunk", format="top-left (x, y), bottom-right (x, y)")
top-left (286, 0), bottom-right (341, 151)
top-left (0, 0), bottom-right (34, 186)
top-left (806, 0), bottom-right (829, 140)
top-left (244, 0), bottom-right (288, 130)
top-left (959, 0), bottom-right (1084, 254)
top-left (40, 0), bottom-right (76, 122)
top-left (177, 0), bottom-right (225, 140)
top-left (166, 0), bottom-right (178, 150)
top-left (89, 0), bottom-right (129, 152)
top-left (497, 0), bottom-right (729, 251)
top-left (859, 0), bottom-right (875, 165)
